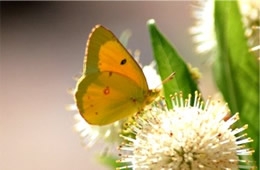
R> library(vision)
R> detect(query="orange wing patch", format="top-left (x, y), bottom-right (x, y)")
top-left (99, 40), bottom-right (147, 90)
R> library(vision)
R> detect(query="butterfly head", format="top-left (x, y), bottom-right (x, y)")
top-left (145, 89), bottom-right (161, 105)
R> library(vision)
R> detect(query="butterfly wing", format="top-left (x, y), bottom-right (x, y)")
top-left (76, 72), bottom-right (146, 125)
top-left (83, 25), bottom-right (149, 91)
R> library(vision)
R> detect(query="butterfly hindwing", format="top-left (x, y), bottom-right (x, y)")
top-left (76, 72), bottom-right (146, 125)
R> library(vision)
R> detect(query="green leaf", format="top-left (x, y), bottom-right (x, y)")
top-left (214, 0), bottom-right (259, 164)
top-left (97, 154), bottom-right (131, 170)
top-left (147, 19), bottom-right (200, 108)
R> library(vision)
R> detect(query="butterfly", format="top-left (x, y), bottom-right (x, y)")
top-left (75, 25), bottom-right (173, 126)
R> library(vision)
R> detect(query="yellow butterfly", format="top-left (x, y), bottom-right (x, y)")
top-left (75, 25), bottom-right (168, 125)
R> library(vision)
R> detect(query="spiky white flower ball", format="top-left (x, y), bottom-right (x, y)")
top-left (190, 0), bottom-right (259, 56)
top-left (118, 92), bottom-right (255, 170)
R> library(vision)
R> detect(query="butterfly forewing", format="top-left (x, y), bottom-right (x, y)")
top-left (84, 25), bottom-right (148, 91)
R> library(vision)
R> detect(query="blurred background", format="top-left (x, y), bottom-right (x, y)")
top-left (1, 2), bottom-right (217, 170)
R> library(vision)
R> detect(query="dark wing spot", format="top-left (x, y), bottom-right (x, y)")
top-left (120, 59), bottom-right (127, 65)
top-left (95, 112), bottom-right (98, 115)
top-left (131, 98), bottom-right (137, 103)
top-left (109, 72), bottom-right (113, 76)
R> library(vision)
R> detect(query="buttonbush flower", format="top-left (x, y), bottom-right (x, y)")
top-left (118, 92), bottom-right (255, 170)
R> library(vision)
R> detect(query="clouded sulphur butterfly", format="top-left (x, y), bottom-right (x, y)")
top-left (75, 25), bottom-right (161, 125)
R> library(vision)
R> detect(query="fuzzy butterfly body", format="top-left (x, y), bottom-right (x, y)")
top-left (75, 25), bottom-right (160, 125)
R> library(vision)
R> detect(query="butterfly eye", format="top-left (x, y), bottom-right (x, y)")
top-left (120, 59), bottom-right (127, 65)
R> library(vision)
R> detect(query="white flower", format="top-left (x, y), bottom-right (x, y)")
top-left (190, 0), bottom-right (260, 57)
top-left (118, 92), bottom-right (255, 170)
top-left (190, 0), bottom-right (216, 54)
top-left (73, 111), bottom-right (123, 148)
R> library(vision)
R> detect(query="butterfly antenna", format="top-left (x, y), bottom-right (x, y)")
top-left (155, 72), bottom-right (176, 90)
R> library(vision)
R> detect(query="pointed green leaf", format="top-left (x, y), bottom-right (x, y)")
top-left (147, 19), bottom-right (199, 108)
top-left (214, 0), bottom-right (259, 163)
